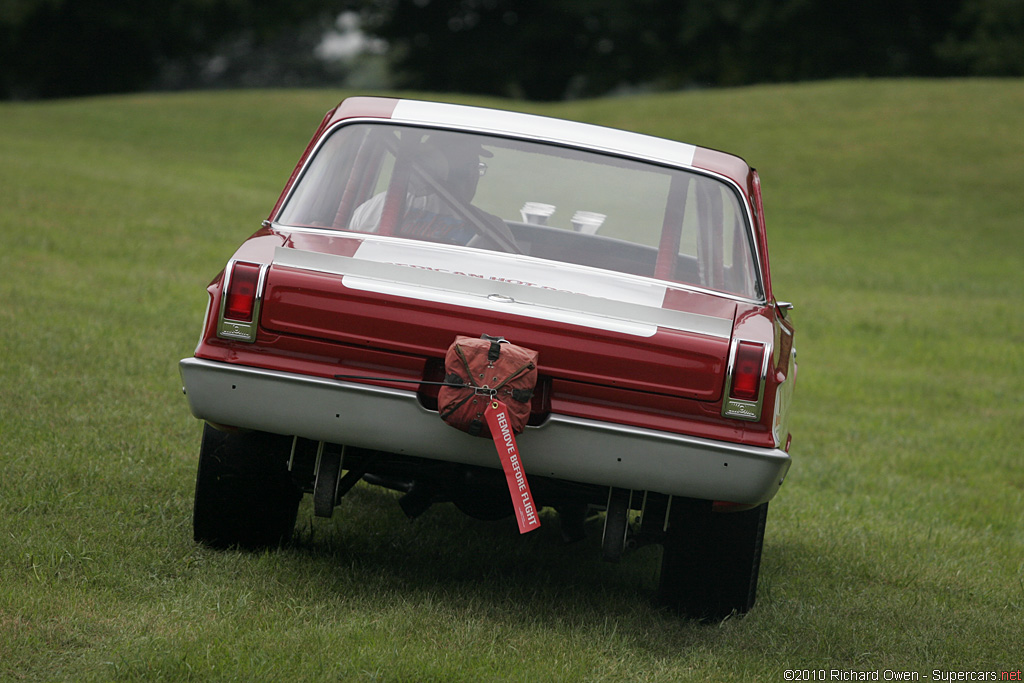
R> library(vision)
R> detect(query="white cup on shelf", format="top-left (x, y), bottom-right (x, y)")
top-left (520, 202), bottom-right (556, 225)
top-left (571, 211), bottom-right (606, 234)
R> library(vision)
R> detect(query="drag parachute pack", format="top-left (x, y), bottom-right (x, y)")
top-left (438, 334), bottom-right (538, 437)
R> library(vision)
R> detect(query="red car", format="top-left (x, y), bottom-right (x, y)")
top-left (180, 96), bottom-right (797, 619)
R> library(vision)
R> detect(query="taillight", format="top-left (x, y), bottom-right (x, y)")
top-left (224, 262), bottom-right (261, 322)
top-left (216, 261), bottom-right (264, 343)
top-left (730, 341), bottom-right (764, 401)
top-left (722, 340), bottom-right (768, 421)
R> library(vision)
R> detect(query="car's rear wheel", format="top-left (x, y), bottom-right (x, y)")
top-left (656, 499), bottom-right (768, 620)
top-left (193, 424), bottom-right (302, 550)
top-left (601, 487), bottom-right (632, 562)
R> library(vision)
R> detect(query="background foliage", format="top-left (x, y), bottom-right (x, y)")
top-left (0, 0), bottom-right (356, 98)
top-left (3, 0), bottom-right (1024, 100)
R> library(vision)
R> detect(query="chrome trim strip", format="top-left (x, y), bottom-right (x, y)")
top-left (180, 358), bottom-right (790, 504)
top-left (772, 347), bottom-right (797, 447)
top-left (272, 246), bottom-right (734, 340)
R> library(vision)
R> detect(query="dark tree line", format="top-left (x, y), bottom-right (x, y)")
top-left (365, 0), bottom-right (1024, 100)
top-left (0, 0), bottom-right (356, 99)
top-left (2, 0), bottom-right (1022, 100)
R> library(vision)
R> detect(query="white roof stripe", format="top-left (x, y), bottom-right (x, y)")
top-left (391, 100), bottom-right (696, 168)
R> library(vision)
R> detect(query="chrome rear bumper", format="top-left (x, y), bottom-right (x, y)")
top-left (179, 357), bottom-right (790, 505)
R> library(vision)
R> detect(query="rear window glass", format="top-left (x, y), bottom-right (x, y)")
top-left (276, 123), bottom-right (762, 300)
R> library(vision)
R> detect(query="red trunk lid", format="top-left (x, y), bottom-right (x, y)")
top-left (259, 235), bottom-right (735, 402)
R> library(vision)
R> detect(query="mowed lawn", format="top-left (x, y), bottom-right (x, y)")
top-left (1, 80), bottom-right (1021, 681)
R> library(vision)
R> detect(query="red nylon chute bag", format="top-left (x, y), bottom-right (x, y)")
top-left (438, 335), bottom-right (538, 437)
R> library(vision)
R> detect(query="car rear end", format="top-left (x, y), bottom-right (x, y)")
top-left (180, 97), bottom-right (796, 619)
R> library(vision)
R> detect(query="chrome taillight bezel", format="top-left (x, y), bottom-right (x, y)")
top-left (216, 260), bottom-right (267, 343)
top-left (721, 338), bottom-right (771, 421)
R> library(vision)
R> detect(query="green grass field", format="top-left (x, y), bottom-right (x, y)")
top-left (1, 80), bottom-right (1022, 681)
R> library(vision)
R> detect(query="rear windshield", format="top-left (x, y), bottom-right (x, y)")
top-left (276, 123), bottom-right (762, 300)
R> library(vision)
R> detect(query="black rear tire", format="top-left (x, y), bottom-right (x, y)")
top-left (657, 499), bottom-right (768, 620)
top-left (601, 487), bottom-right (631, 562)
top-left (193, 424), bottom-right (302, 550)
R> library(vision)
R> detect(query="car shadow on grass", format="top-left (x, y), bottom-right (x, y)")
top-left (272, 484), bottom-right (753, 647)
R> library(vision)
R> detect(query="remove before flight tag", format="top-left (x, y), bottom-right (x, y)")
top-left (484, 400), bottom-right (541, 534)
